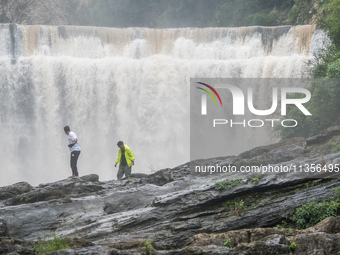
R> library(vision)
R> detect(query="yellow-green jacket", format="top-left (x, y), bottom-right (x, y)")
top-left (116, 145), bottom-right (135, 167)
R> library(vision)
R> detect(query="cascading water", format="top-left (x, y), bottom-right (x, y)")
top-left (0, 24), bottom-right (328, 186)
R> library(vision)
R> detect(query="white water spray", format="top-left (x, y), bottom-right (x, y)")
top-left (0, 24), bottom-right (328, 186)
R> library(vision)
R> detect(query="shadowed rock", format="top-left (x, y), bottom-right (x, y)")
top-left (1, 127), bottom-right (340, 254)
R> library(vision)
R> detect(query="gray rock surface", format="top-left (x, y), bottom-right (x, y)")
top-left (0, 219), bottom-right (9, 240)
top-left (0, 182), bottom-right (33, 201)
top-left (1, 127), bottom-right (340, 254)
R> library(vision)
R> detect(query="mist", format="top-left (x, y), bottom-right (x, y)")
top-left (0, 23), bottom-right (326, 186)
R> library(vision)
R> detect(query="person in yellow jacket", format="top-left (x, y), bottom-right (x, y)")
top-left (114, 141), bottom-right (135, 179)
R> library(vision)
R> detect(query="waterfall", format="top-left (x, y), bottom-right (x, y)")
top-left (0, 24), bottom-right (328, 186)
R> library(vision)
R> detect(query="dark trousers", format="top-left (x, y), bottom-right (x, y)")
top-left (70, 151), bottom-right (81, 176)
top-left (117, 164), bottom-right (132, 179)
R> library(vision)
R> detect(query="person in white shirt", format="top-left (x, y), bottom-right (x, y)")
top-left (64, 126), bottom-right (81, 178)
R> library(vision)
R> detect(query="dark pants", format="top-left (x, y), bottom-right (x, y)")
top-left (117, 164), bottom-right (131, 179)
top-left (70, 151), bottom-right (81, 176)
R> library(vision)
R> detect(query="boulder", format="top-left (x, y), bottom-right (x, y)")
top-left (310, 216), bottom-right (340, 233)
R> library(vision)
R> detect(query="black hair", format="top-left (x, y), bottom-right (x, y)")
top-left (64, 126), bottom-right (70, 132)
top-left (117, 141), bottom-right (124, 146)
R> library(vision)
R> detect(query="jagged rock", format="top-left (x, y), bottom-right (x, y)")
top-left (306, 126), bottom-right (340, 145)
top-left (122, 169), bottom-right (174, 186)
top-left (0, 182), bottom-right (33, 201)
top-left (79, 174), bottom-right (99, 183)
top-left (234, 237), bottom-right (290, 255)
top-left (310, 216), bottom-right (340, 233)
top-left (142, 168), bottom-right (174, 186)
top-left (185, 228), bottom-right (303, 248)
top-left (107, 238), bottom-right (154, 250)
top-left (183, 229), bottom-right (294, 255)
top-left (162, 245), bottom-right (233, 255)
top-left (180, 223), bottom-right (340, 255)
top-left (238, 137), bottom-right (306, 165)
top-left (1, 127), bottom-right (340, 254)
top-left (128, 173), bottom-right (149, 179)
top-left (45, 246), bottom-right (139, 255)
top-left (4, 175), bottom-right (104, 206)
top-left (293, 232), bottom-right (340, 254)
top-left (0, 239), bottom-right (34, 255)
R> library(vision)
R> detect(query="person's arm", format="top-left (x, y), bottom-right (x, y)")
top-left (71, 138), bottom-right (78, 145)
top-left (68, 134), bottom-right (78, 147)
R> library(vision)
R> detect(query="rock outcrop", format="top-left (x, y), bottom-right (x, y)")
top-left (1, 126), bottom-right (340, 254)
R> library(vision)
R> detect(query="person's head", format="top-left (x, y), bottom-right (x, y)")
top-left (64, 126), bottom-right (71, 135)
top-left (117, 141), bottom-right (125, 150)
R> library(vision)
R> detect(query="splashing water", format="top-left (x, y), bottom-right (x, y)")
top-left (0, 24), bottom-right (328, 186)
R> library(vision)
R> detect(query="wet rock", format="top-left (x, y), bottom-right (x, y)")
top-left (0, 182), bottom-right (33, 201)
top-left (4, 175), bottom-right (104, 206)
top-left (239, 137), bottom-right (306, 165)
top-left (79, 174), bottom-right (100, 183)
top-left (142, 168), bottom-right (174, 186)
top-left (128, 173), bottom-right (149, 179)
top-left (1, 127), bottom-right (340, 254)
top-left (306, 126), bottom-right (340, 145)
top-left (0, 219), bottom-right (10, 240)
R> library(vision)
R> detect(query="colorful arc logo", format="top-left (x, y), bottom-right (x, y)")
top-left (196, 82), bottom-right (222, 115)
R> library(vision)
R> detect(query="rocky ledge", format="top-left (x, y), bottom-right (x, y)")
top-left (1, 127), bottom-right (340, 255)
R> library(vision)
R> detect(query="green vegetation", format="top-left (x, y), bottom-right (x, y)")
top-left (34, 235), bottom-right (71, 254)
top-left (273, 220), bottom-right (288, 229)
top-left (214, 178), bottom-right (243, 190)
top-left (221, 192), bottom-right (268, 213)
top-left (144, 241), bottom-right (153, 255)
top-left (319, 0), bottom-right (340, 50)
top-left (287, 0), bottom-right (316, 24)
top-left (290, 188), bottom-right (340, 229)
top-left (331, 187), bottom-right (340, 200)
top-left (223, 235), bottom-right (233, 248)
top-left (277, 0), bottom-right (340, 140)
top-left (285, 228), bottom-right (294, 237)
top-left (290, 242), bottom-right (297, 251)
top-left (20, 195), bottom-right (31, 202)
top-left (234, 199), bottom-right (246, 215)
top-left (329, 140), bottom-right (340, 153)
top-left (250, 178), bottom-right (260, 184)
top-left (305, 181), bottom-right (316, 189)
top-left (269, 186), bottom-right (340, 230)
top-left (277, 78), bottom-right (340, 140)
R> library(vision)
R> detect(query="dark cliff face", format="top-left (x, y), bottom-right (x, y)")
top-left (0, 126), bottom-right (340, 254)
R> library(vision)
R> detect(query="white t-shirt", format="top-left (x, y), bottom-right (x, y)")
top-left (68, 131), bottom-right (81, 152)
